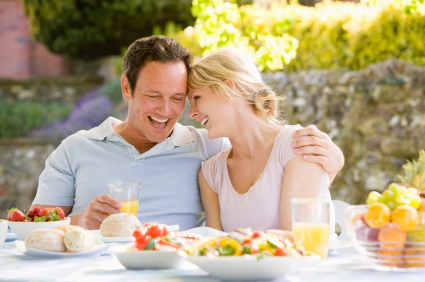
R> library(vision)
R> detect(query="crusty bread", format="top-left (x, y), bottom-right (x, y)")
top-left (100, 213), bottom-right (141, 237)
top-left (53, 225), bottom-right (83, 233)
top-left (25, 229), bottom-right (66, 252)
top-left (64, 229), bottom-right (95, 252)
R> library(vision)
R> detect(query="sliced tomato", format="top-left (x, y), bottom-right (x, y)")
top-left (274, 248), bottom-right (288, 256)
top-left (148, 225), bottom-right (163, 237)
top-left (252, 231), bottom-right (265, 238)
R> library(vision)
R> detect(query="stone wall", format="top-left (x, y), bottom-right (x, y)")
top-left (0, 59), bottom-right (424, 219)
top-left (0, 75), bottom-right (103, 105)
top-left (263, 59), bottom-right (425, 205)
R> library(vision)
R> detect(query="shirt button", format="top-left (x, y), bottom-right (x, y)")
top-left (133, 154), bottom-right (137, 159)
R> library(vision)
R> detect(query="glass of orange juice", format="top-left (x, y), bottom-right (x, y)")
top-left (108, 180), bottom-right (140, 217)
top-left (291, 198), bottom-right (330, 259)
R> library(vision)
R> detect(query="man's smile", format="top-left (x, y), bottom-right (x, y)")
top-left (148, 116), bottom-right (171, 129)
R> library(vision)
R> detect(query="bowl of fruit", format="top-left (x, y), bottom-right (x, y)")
top-left (7, 206), bottom-right (70, 241)
top-left (345, 183), bottom-right (425, 271)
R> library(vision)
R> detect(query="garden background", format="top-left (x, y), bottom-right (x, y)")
top-left (0, 0), bottom-right (424, 220)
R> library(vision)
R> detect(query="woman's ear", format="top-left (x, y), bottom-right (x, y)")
top-left (224, 79), bottom-right (236, 92)
top-left (121, 75), bottom-right (132, 100)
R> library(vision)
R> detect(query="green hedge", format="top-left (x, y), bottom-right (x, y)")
top-left (163, 1), bottom-right (425, 71)
top-left (0, 101), bottom-right (72, 138)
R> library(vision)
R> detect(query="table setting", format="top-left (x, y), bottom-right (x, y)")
top-left (2, 177), bottom-right (425, 282)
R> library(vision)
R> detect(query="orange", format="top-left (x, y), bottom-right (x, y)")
top-left (391, 205), bottom-right (420, 232)
top-left (405, 247), bottom-right (425, 268)
top-left (378, 224), bottom-right (407, 267)
top-left (365, 203), bottom-right (391, 229)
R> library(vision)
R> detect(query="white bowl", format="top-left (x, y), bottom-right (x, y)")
top-left (185, 255), bottom-right (320, 281)
top-left (8, 217), bottom-right (71, 241)
top-left (109, 245), bottom-right (186, 269)
top-left (0, 219), bottom-right (8, 247)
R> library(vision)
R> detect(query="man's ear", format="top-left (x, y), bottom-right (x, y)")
top-left (121, 75), bottom-right (132, 100)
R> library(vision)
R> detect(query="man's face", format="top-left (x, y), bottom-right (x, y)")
top-left (123, 61), bottom-right (187, 144)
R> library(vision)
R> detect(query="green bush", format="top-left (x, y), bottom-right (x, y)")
top-left (23, 0), bottom-right (252, 61)
top-left (163, 1), bottom-right (425, 71)
top-left (23, 0), bottom-right (195, 60)
top-left (0, 101), bottom-right (72, 138)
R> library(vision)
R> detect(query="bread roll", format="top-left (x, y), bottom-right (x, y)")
top-left (100, 213), bottom-right (141, 237)
top-left (53, 225), bottom-right (82, 233)
top-left (25, 229), bottom-right (66, 252)
top-left (64, 229), bottom-right (95, 252)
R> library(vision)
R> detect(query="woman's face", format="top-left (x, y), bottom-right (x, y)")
top-left (188, 86), bottom-right (235, 139)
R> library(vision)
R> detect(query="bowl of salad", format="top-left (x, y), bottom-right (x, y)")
top-left (109, 223), bottom-right (189, 269)
top-left (183, 228), bottom-right (320, 281)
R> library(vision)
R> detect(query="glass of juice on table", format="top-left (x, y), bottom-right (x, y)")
top-left (291, 198), bottom-right (330, 259)
top-left (108, 180), bottom-right (140, 216)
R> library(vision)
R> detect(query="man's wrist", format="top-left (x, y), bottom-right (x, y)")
top-left (70, 213), bottom-right (84, 228)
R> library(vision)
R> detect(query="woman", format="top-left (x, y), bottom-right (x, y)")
top-left (188, 48), bottom-right (338, 232)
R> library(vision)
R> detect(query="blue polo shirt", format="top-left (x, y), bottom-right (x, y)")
top-left (33, 117), bottom-right (230, 230)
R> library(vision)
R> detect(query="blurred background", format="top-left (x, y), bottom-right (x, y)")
top-left (0, 0), bottom-right (424, 219)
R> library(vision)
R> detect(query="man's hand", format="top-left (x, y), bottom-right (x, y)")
top-left (291, 125), bottom-right (344, 178)
top-left (71, 195), bottom-right (123, 230)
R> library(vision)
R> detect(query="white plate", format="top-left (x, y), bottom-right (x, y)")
top-left (328, 239), bottom-right (354, 252)
top-left (185, 255), bottom-right (320, 281)
top-left (15, 238), bottom-right (108, 259)
top-left (91, 230), bottom-right (133, 243)
top-left (183, 227), bottom-right (228, 237)
top-left (109, 244), bottom-right (186, 269)
top-left (93, 224), bottom-right (180, 243)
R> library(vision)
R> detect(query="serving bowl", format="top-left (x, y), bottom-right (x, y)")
top-left (185, 255), bottom-right (320, 281)
top-left (109, 245), bottom-right (186, 269)
top-left (345, 205), bottom-right (425, 271)
top-left (8, 217), bottom-right (71, 241)
top-left (0, 219), bottom-right (7, 247)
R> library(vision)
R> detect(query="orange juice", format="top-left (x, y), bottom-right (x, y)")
top-left (120, 200), bottom-right (139, 217)
top-left (293, 222), bottom-right (330, 259)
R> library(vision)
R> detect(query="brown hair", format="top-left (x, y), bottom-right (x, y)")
top-left (188, 48), bottom-right (284, 125)
top-left (122, 35), bottom-right (191, 94)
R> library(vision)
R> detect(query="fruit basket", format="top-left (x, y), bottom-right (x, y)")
top-left (345, 184), bottom-right (425, 271)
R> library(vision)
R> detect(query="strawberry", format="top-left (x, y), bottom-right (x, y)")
top-left (40, 208), bottom-right (52, 218)
top-left (7, 208), bottom-right (17, 221)
top-left (32, 206), bottom-right (42, 217)
top-left (53, 207), bottom-right (65, 220)
top-left (47, 211), bottom-right (61, 222)
top-left (11, 210), bottom-right (25, 222)
top-left (27, 210), bottom-right (36, 219)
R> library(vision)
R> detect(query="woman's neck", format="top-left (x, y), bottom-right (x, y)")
top-left (227, 116), bottom-right (282, 160)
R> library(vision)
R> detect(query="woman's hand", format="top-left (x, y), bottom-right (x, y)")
top-left (291, 125), bottom-right (344, 180)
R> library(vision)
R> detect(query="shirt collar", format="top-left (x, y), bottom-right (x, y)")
top-left (170, 122), bottom-right (195, 147)
top-left (88, 117), bottom-right (194, 147)
top-left (87, 117), bottom-right (120, 140)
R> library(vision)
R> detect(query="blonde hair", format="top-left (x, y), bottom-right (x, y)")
top-left (188, 48), bottom-right (284, 125)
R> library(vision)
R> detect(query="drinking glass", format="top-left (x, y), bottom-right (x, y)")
top-left (108, 180), bottom-right (140, 217)
top-left (291, 198), bottom-right (330, 259)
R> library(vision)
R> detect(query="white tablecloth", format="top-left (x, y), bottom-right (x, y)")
top-left (1, 241), bottom-right (425, 282)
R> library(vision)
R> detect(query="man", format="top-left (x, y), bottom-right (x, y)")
top-left (31, 36), bottom-right (344, 230)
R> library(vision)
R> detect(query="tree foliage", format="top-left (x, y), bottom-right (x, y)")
top-left (191, 0), bottom-right (298, 71)
top-left (23, 0), bottom-right (196, 60)
top-left (23, 0), bottom-right (252, 61)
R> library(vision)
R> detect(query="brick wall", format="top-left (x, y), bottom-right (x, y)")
top-left (0, 0), bottom-right (70, 79)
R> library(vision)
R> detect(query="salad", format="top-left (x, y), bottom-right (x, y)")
top-left (130, 223), bottom-right (186, 252)
top-left (186, 228), bottom-right (317, 258)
